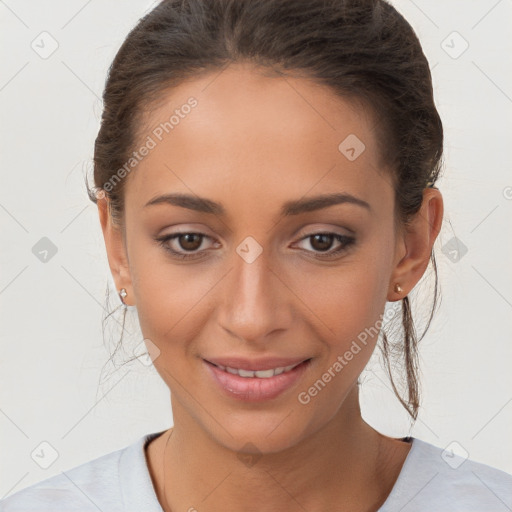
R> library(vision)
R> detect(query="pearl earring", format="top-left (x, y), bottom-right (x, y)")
top-left (394, 283), bottom-right (403, 294)
top-left (119, 288), bottom-right (127, 304)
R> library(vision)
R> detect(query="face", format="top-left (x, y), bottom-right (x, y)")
top-left (100, 62), bottom-right (437, 454)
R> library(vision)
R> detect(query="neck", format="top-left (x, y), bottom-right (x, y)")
top-left (147, 387), bottom-right (409, 512)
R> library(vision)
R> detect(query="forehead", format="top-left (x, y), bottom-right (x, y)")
top-left (125, 62), bottom-right (392, 216)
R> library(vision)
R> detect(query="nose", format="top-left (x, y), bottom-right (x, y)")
top-left (217, 243), bottom-right (294, 345)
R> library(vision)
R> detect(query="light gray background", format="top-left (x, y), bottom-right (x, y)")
top-left (1, 0), bottom-right (511, 498)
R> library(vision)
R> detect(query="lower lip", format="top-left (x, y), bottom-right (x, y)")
top-left (204, 360), bottom-right (311, 402)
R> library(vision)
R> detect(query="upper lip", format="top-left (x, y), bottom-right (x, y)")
top-left (204, 356), bottom-right (310, 371)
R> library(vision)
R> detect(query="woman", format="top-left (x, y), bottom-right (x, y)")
top-left (2, 0), bottom-right (511, 510)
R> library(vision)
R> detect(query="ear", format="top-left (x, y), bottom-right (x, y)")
top-left (387, 188), bottom-right (444, 301)
top-left (97, 198), bottom-right (134, 306)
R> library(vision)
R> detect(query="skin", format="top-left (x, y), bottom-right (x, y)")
top-left (98, 61), bottom-right (443, 511)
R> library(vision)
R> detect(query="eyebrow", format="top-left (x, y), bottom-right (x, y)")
top-left (144, 192), bottom-right (371, 216)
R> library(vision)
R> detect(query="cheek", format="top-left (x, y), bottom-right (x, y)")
top-left (302, 278), bottom-right (382, 385)
top-left (289, 255), bottom-right (389, 347)
top-left (291, 264), bottom-right (388, 427)
top-left (131, 260), bottom-right (214, 390)
top-left (287, 238), bottom-right (393, 394)
top-left (132, 262), bottom-right (216, 344)
top-left (126, 231), bottom-right (209, 346)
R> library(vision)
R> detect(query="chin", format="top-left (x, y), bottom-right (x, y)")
top-left (203, 408), bottom-right (323, 457)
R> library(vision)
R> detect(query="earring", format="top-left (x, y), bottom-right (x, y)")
top-left (394, 283), bottom-right (403, 294)
top-left (119, 288), bottom-right (127, 304)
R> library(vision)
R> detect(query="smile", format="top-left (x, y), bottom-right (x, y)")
top-left (210, 361), bottom-right (303, 378)
top-left (204, 358), bottom-right (312, 401)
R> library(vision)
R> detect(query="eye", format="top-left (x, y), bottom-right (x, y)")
top-left (155, 232), bottom-right (215, 260)
top-left (155, 231), bottom-right (356, 261)
top-left (294, 232), bottom-right (356, 259)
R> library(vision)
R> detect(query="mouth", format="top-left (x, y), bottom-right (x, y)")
top-left (206, 360), bottom-right (306, 378)
top-left (203, 357), bottom-right (312, 401)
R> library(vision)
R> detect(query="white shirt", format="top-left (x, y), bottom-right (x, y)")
top-left (1, 431), bottom-right (511, 511)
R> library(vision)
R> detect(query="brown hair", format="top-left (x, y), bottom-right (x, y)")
top-left (86, 0), bottom-right (443, 420)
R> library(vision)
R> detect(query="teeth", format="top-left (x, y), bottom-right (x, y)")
top-left (238, 369), bottom-right (255, 377)
top-left (218, 362), bottom-right (303, 378)
top-left (254, 369), bottom-right (275, 378)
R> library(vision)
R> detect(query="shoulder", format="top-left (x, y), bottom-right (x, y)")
top-left (0, 446), bottom-right (125, 512)
top-left (380, 437), bottom-right (512, 512)
top-left (0, 431), bottom-right (165, 512)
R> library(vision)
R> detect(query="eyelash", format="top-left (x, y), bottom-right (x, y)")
top-left (155, 232), bottom-right (356, 260)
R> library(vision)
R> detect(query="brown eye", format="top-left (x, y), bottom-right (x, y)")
top-left (155, 232), bottom-right (214, 260)
top-left (178, 233), bottom-right (203, 251)
top-left (295, 232), bottom-right (356, 259)
top-left (310, 234), bottom-right (335, 252)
